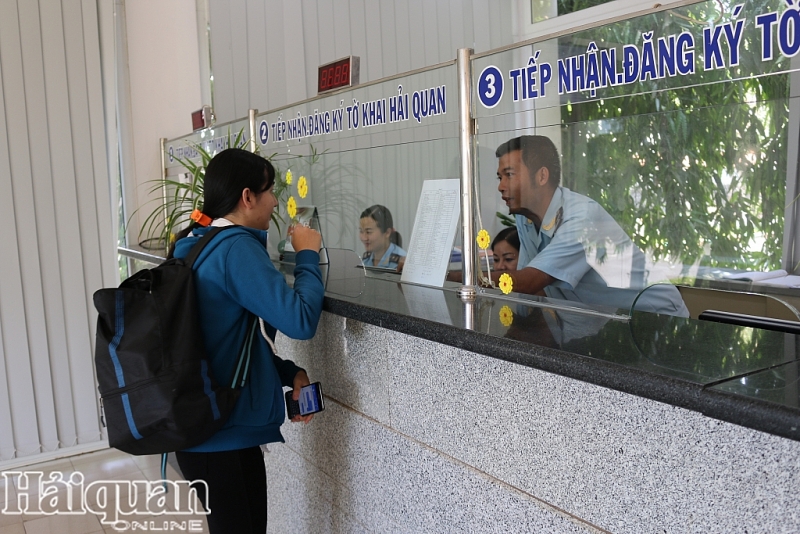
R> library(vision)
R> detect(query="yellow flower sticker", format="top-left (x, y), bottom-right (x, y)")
top-left (287, 196), bottom-right (297, 219)
top-left (298, 176), bottom-right (308, 198)
top-left (498, 273), bottom-right (513, 294)
top-left (285, 169), bottom-right (293, 185)
top-left (476, 229), bottom-right (490, 250)
top-left (499, 305), bottom-right (514, 327)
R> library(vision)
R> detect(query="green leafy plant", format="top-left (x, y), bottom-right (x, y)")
top-left (133, 129), bottom-right (247, 251)
top-left (559, 0), bottom-right (789, 273)
top-left (133, 128), bottom-right (324, 251)
top-left (496, 212), bottom-right (515, 227)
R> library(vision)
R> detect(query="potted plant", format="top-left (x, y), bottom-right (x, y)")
top-left (132, 128), bottom-right (322, 254)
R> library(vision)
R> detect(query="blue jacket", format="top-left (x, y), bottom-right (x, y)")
top-left (173, 226), bottom-right (324, 451)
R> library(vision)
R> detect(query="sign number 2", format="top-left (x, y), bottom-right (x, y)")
top-left (259, 120), bottom-right (269, 145)
top-left (478, 65), bottom-right (503, 108)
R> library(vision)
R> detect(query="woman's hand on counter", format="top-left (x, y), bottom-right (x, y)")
top-left (289, 224), bottom-right (322, 253)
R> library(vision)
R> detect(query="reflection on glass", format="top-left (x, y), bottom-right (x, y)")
top-left (711, 360), bottom-right (800, 409)
top-left (359, 204), bottom-right (407, 270)
top-left (475, 0), bottom-right (798, 318)
top-left (479, 297), bottom-right (613, 346)
top-left (494, 135), bottom-right (689, 316)
top-left (629, 308), bottom-right (794, 381)
top-left (563, 95), bottom-right (787, 276)
top-left (322, 248), bottom-right (366, 298)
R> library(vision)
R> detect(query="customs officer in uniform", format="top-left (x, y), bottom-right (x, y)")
top-left (493, 135), bottom-right (688, 316)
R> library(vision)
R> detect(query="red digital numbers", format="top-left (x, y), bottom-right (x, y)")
top-left (318, 59), bottom-right (351, 93)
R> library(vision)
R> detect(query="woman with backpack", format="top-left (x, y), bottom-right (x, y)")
top-left (169, 148), bottom-right (324, 533)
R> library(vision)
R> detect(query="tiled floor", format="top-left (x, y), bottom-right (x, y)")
top-left (0, 449), bottom-right (210, 534)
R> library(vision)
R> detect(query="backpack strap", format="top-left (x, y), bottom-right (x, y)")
top-left (230, 314), bottom-right (258, 388)
top-left (182, 225), bottom-right (237, 268)
top-left (160, 453), bottom-right (169, 490)
top-left (180, 224), bottom-right (257, 388)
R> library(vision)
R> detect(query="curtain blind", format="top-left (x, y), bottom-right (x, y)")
top-left (0, 0), bottom-right (115, 466)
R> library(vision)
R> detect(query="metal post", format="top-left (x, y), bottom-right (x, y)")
top-left (457, 48), bottom-right (477, 300)
top-left (462, 299), bottom-right (476, 331)
top-left (782, 63), bottom-right (800, 273)
top-left (249, 109), bottom-right (258, 153)
top-left (159, 137), bottom-right (168, 256)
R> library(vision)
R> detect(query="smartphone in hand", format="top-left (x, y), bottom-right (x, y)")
top-left (285, 382), bottom-right (325, 418)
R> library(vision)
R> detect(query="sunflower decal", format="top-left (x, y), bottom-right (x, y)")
top-left (298, 176), bottom-right (308, 198)
top-left (287, 196), bottom-right (297, 219)
top-left (498, 273), bottom-right (513, 294)
top-left (476, 229), bottom-right (490, 250)
top-left (285, 169), bottom-right (293, 185)
top-left (499, 305), bottom-right (514, 327)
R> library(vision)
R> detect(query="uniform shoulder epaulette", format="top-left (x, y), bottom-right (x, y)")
top-left (553, 207), bottom-right (564, 233)
top-left (542, 206), bottom-right (564, 232)
top-left (362, 251), bottom-right (370, 260)
top-left (389, 253), bottom-right (400, 264)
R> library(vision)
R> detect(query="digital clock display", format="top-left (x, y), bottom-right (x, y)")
top-left (318, 56), bottom-right (360, 94)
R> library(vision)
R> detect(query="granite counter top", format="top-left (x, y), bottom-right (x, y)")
top-left (318, 270), bottom-right (800, 442)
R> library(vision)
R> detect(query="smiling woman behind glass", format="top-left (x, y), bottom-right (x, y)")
top-left (359, 204), bottom-right (406, 269)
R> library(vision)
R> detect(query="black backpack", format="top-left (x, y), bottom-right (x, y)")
top-left (93, 226), bottom-right (256, 455)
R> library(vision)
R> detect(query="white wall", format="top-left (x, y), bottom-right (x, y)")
top-left (121, 0), bottom-right (205, 246)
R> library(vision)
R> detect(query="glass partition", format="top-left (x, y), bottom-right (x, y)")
top-left (472, 0), bottom-right (800, 319)
top-left (158, 0), bottom-right (800, 323)
top-left (255, 64), bottom-right (459, 272)
top-left (162, 63), bottom-right (460, 289)
top-left (164, 117), bottom-right (251, 175)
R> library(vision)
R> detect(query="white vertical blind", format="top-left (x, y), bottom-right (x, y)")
top-left (0, 0), bottom-right (114, 466)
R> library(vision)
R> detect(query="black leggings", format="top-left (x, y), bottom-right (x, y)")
top-left (175, 446), bottom-right (267, 534)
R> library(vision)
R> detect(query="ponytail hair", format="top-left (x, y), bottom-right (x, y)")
top-left (360, 204), bottom-right (402, 248)
top-left (167, 148), bottom-right (275, 258)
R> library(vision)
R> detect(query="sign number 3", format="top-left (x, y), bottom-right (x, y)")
top-left (478, 65), bottom-right (503, 108)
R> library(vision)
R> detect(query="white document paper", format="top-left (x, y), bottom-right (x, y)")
top-left (722, 269), bottom-right (800, 287)
top-left (723, 269), bottom-right (788, 282)
top-left (757, 275), bottom-right (800, 288)
top-left (401, 179), bottom-right (461, 287)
